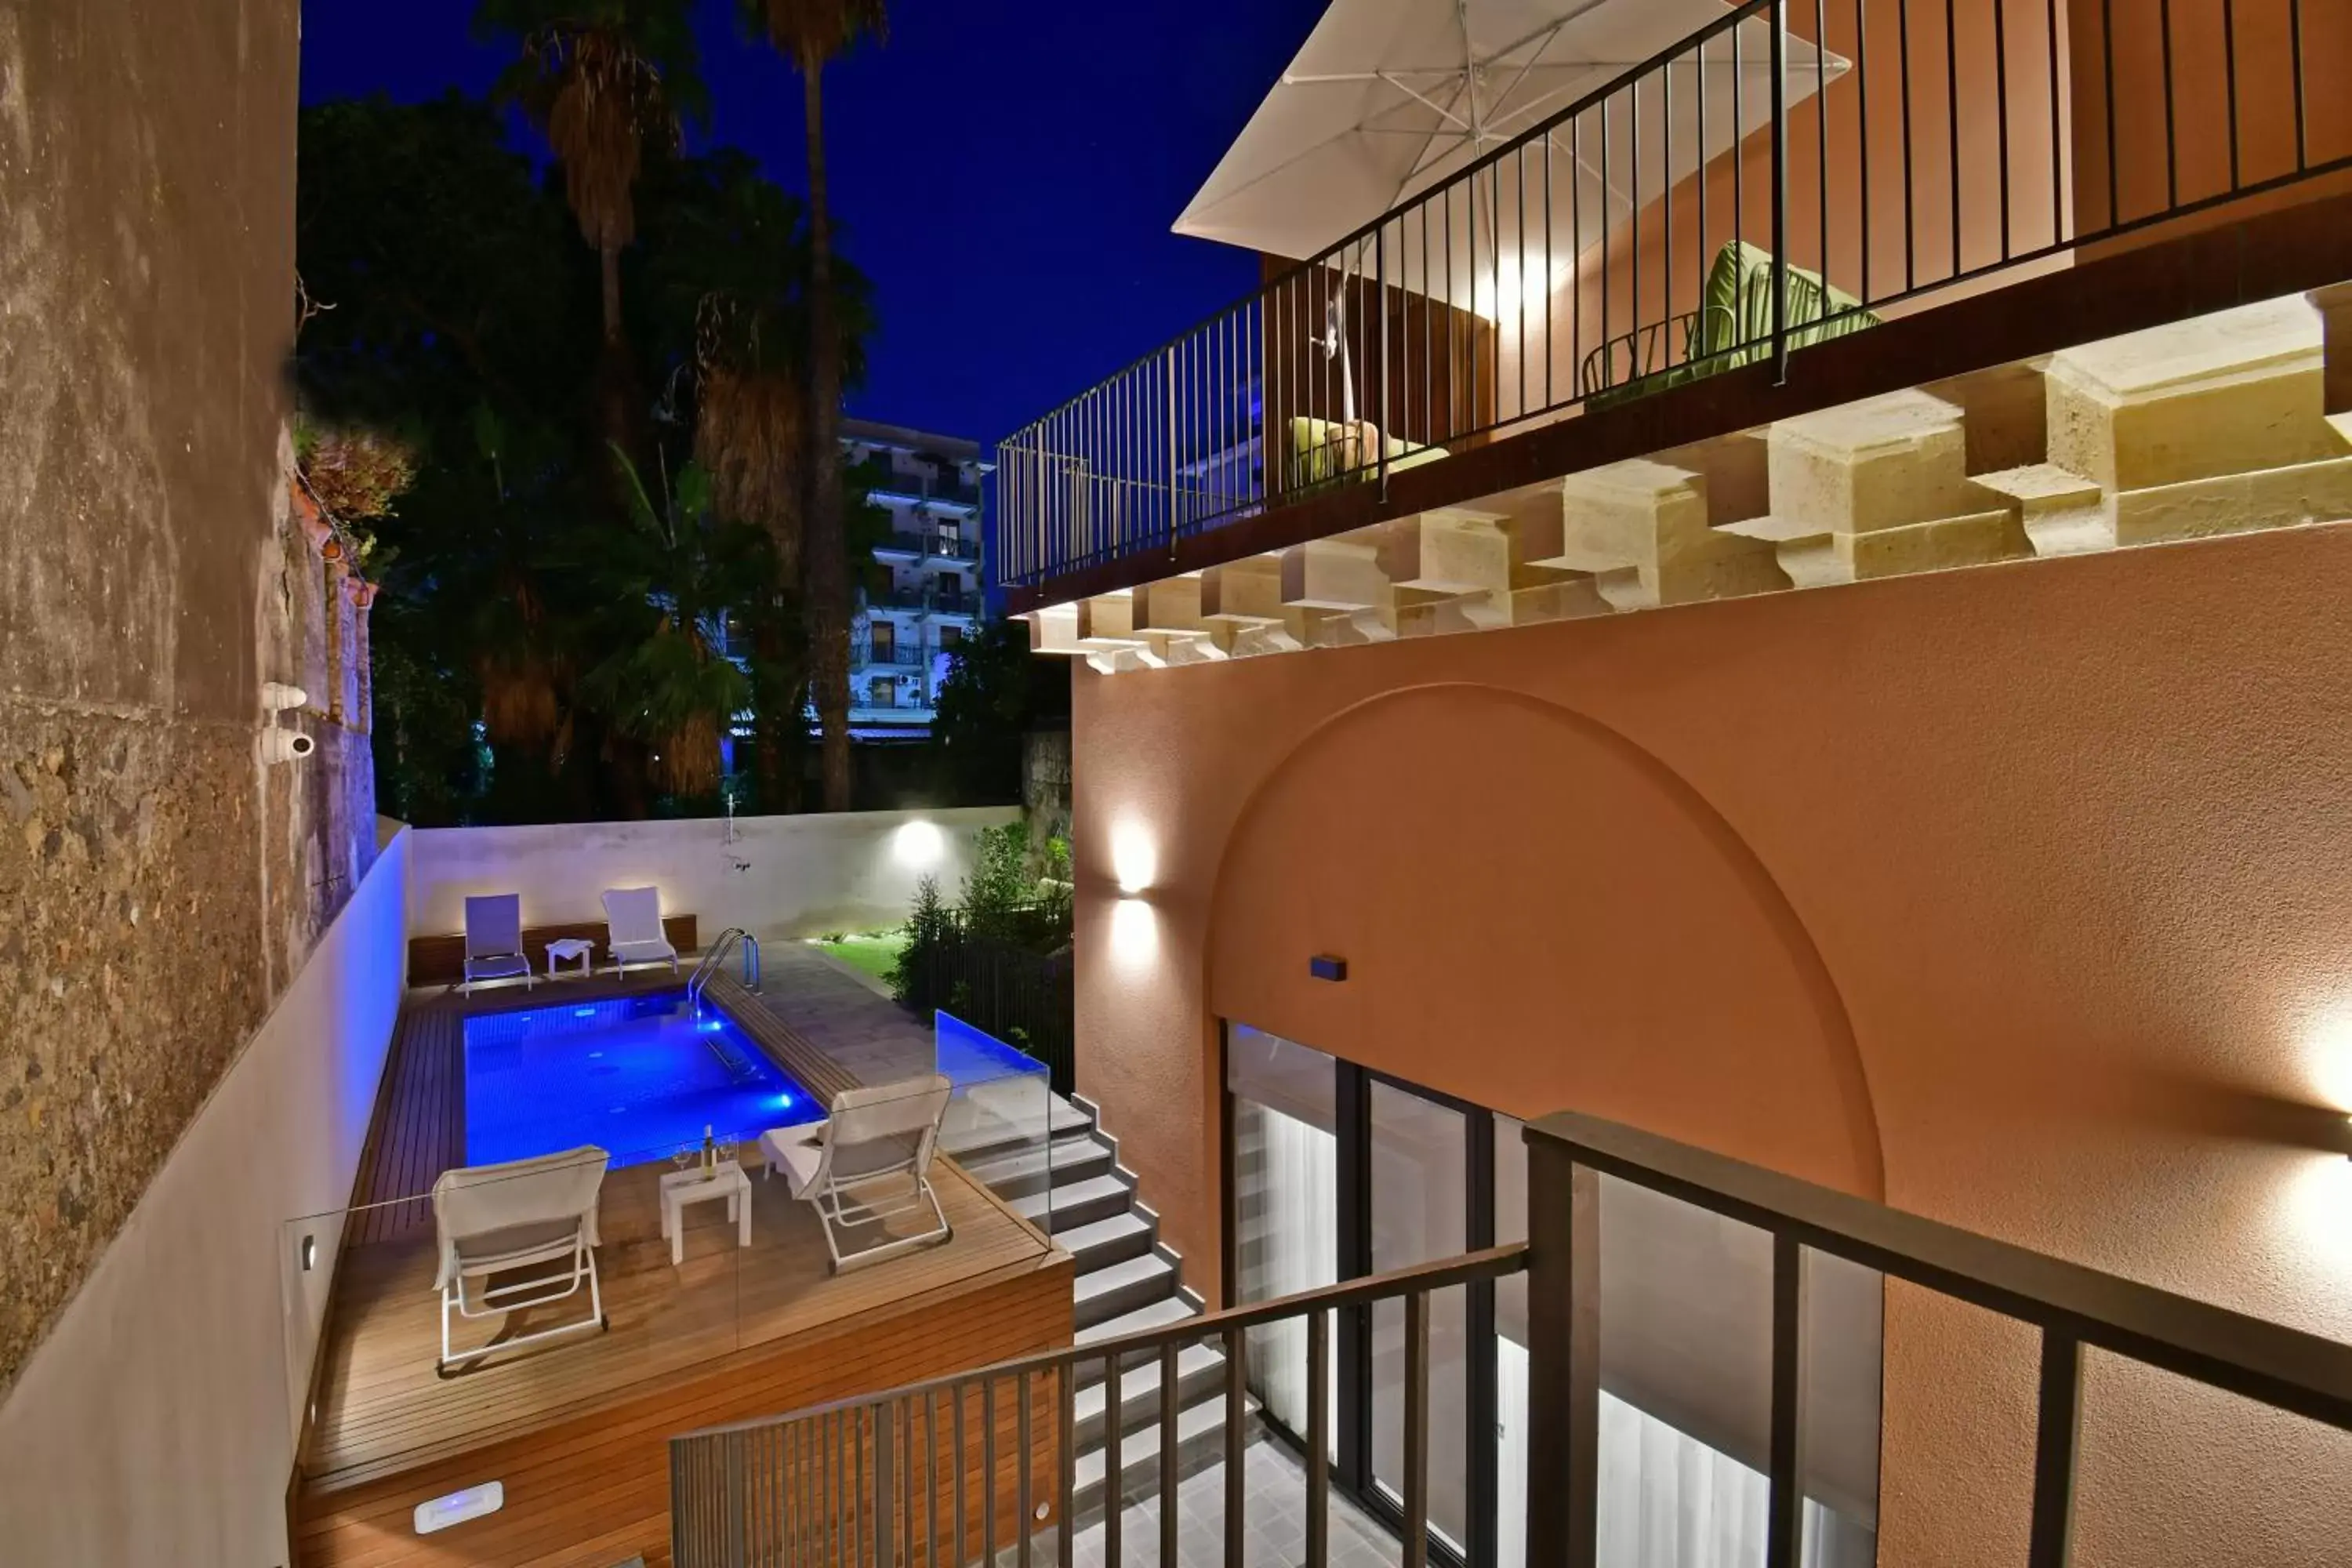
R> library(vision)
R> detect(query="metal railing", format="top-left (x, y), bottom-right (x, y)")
top-left (670, 1247), bottom-right (1526, 1568)
top-left (873, 471), bottom-right (986, 510)
top-left (994, 0), bottom-right (2350, 590)
top-left (688, 927), bottom-right (760, 1007)
top-left (670, 1105), bottom-right (2352, 1568)
top-left (855, 639), bottom-right (927, 669)
top-left (1522, 1109), bottom-right (2352, 1568)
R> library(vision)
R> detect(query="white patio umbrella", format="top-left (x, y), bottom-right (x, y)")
top-left (1174, 0), bottom-right (1847, 275)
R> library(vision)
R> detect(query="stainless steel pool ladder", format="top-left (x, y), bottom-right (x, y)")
top-left (688, 927), bottom-right (760, 1006)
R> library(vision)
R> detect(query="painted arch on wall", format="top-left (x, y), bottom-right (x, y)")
top-left (1203, 681), bottom-right (1885, 1200)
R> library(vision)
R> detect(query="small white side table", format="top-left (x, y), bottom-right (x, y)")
top-left (659, 1165), bottom-right (752, 1266)
top-left (544, 937), bottom-right (596, 981)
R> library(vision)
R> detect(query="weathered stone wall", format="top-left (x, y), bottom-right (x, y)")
top-left (1022, 724), bottom-right (1073, 865)
top-left (0, 0), bottom-right (374, 1392)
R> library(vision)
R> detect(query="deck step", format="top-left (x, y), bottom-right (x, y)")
top-left (1057, 1211), bottom-right (1156, 1272)
top-left (1073, 1342), bottom-right (1229, 1450)
top-left (1073, 1252), bottom-right (1178, 1330)
top-left (960, 1134), bottom-right (1112, 1200)
top-left (1012, 1173), bottom-right (1132, 1232)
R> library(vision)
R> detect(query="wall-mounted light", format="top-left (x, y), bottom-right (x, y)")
top-left (1110, 821), bottom-right (1157, 895)
top-left (894, 818), bottom-right (946, 869)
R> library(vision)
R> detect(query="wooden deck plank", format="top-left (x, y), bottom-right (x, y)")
top-left (302, 961), bottom-right (1064, 1518)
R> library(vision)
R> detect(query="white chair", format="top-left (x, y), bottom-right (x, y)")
top-left (461, 894), bottom-right (533, 994)
top-left (431, 1145), bottom-right (609, 1373)
top-left (600, 885), bottom-right (679, 977)
top-left (759, 1076), bottom-right (955, 1272)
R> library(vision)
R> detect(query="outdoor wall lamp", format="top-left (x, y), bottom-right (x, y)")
top-left (892, 818), bottom-right (946, 869)
top-left (1110, 821), bottom-right (1157, 895)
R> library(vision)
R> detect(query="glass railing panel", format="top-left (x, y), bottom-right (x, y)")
top-left (931, 1008), bottom-right (1055, 1234)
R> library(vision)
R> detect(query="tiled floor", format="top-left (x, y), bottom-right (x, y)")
top-left (1059, 1419), bottom-right (1400, 1568)
top-left (742, 942), bottom-right (938, 1084)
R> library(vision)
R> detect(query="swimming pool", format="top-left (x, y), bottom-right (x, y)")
top-left (463, 993), bottom-right (813, 1168)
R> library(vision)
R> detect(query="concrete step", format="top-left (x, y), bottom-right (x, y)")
top-left (1071, 1389), bottom-right (1247, 1519)
top-left (1075, 1294), bottom-right (1197, 1348)
top-left (961, 1134), bottom-right (1113, 1200)
top-left (1073, 1252), bottom-right (1178, 1332)
top-left (1057, 1211), bottom-right (1156, 1273)
top-left (1072, 1342), bottom-right (1229, 1451)
top-left (1012, 1173), bottom-right (1134, 1233)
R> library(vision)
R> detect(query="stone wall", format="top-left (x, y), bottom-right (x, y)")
top-left (0, 0), bottom-right (375, 1393)
top-left (1022, 724), bottom-right (1073, 863)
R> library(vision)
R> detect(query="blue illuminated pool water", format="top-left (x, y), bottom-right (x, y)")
top-left (463, 993), bottom-right (812, 1167)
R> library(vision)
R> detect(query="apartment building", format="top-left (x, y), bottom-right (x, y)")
top-left (843, 419), bottom-right (991, 740)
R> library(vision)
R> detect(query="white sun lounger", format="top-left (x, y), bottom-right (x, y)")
top-left (600, 885), bottom-right (679, 978)
top-left (461, 894), bottom-right (534, 994)
top-left (759, 1076), bottom-right (954, 1273)
top-left (431, 1145), bottom-right (609, 1372)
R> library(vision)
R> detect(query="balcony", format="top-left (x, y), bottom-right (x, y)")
top-left (870, 469), bottom-right (985, 512)
top-left (854, 637), bottom-right (926, 670)
top-left (872, 585), bottom-right (982, 619)
top-left (994, 0), bottom-right (2352, 609)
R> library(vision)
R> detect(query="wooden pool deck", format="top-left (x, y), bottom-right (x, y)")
top-left (293, 959), bottom-right (1070, 1565)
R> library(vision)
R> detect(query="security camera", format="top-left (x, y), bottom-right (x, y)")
top-left (262, 682), bottom-right (310, 713)
top-left (260, 728), bottom-right (316, 764)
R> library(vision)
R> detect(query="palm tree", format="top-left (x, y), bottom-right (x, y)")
top-left (587, 449), bottom-right (765, 797)
top-left (642, 151), bottom-right (873, 810)
top-left (737, 0), bottom-right (887, 812)
top-left (477, 0), bottom-right (706, 459)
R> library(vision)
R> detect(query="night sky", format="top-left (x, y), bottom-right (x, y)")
top-left (297, 0), bottom-right (1326, 448)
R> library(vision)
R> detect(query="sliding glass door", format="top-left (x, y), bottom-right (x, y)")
top-left (1225, 1025), bottom-right (1880, 1568)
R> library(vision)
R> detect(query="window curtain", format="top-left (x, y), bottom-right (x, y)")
top-left (1232, 1096), bottom-right (1338, 1437)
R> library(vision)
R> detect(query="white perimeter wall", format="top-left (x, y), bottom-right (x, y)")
top-left (0, 826), bottom-right (411, 1567)
top-left (405, 805), bottom-right (1022, 946)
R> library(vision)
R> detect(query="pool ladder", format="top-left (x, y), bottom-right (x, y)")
top-left (688, 927), bottom-right (760, 1008)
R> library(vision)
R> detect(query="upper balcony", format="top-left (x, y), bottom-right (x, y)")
top-left (994, 0), bottom-right (2352, 619)
top-left (872, 467), bottom-right (986, 513)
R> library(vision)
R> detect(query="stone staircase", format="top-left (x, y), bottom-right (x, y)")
top-left (955, 1093), bottom-right (1236, 1523)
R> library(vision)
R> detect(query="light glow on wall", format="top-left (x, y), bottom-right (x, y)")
top-left (894, 819), bottom-right (946, 869)
top-left (1110, 821), bottom-right (1158, 895)
top-left (1110, 897), bottom-right (1158, 965)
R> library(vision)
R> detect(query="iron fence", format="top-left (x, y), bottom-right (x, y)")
top-left (994, 0), bottom-right (2350, 590)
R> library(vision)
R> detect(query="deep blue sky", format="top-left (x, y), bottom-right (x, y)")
top-left (297, 0), bottom-right (1324, 447)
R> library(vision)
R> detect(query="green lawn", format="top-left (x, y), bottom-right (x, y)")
top-left (816, 930), bottom-right (906, 984)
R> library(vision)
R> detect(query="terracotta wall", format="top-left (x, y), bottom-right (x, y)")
top-left (1070, 519), bottom-right (2352, 1564)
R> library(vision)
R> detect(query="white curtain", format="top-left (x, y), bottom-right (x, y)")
top-left (1232, 1098), bottom-right (1338, 1439)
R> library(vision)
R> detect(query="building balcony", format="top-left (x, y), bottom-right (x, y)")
top-left (869, 585), bottom-right (982, 620)
top-left (852, 638), bottom-right (926, 670)
top-left (869, 469), bottom-right (985, 512)
top-left (993, 0), bottom-right (2352, 619)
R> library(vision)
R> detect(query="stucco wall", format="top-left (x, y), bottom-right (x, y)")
top-left (0, 828), bottom-right (409, 1567)
top-left (0, 0), bottom-right (383, 1396)
top-left (406, 805), bottom-right (1024, 946)
top-left (1071, 518), bottom-right (2352, 1564)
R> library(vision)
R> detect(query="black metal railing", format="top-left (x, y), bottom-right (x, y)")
top-left (671, 1247), bottom-right (1526, 1568)
top-left (854, 638), bottom-right (926, 669)
top-left (1522, 1109), bottom-right (2352, 1568)
top-left (994, 0), bottom-right (2349, 590)
top-left (895, 912), bottom-right (1073, 1094)
top-left (670, 1105), bottom-right (2352, 1568)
